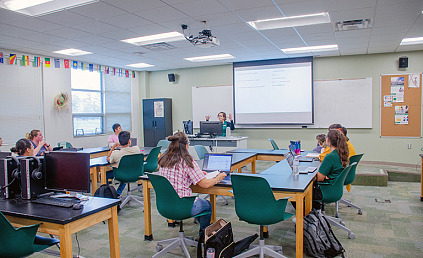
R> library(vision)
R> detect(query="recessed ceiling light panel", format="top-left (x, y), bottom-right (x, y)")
top-left (53, 48), bottom-right (92, 56)
top-left (0, 0), bottom-right (99, 16)
top-left (185, 54), bottom-right (235, 62)
top-left (122, 32), bottom-right (185, 46)
top-left (400, 37), bottom-right (423, 45)
top-left (126, 63), bottom-right (154, 68)
top-left (282, 44), bottom-right (338, 54)
top-left (248, 12), bottom-right (330, 30)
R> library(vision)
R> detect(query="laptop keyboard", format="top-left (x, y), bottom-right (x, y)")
top-left (32, 196), bottom-right (80, 208)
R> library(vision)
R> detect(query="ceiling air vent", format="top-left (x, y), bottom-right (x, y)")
top-left (141, 42), bottom-right (176, 51)
top-left (334, 19), bottom-right (372, 31)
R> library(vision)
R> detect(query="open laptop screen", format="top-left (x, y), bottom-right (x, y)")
top-left (202, 153), bottom-right (232, 173)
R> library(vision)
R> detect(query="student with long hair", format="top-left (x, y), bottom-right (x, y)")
top-left (26, 130), bottom-right (53, 156)
top-left (10, 138), bottom-right (34, 156)
top-left (319, 124), bottom-right (356, 161)
top-left (158, 132), bottom-right (227, 233)
top-left (205, 111), bottom-right (235, 137)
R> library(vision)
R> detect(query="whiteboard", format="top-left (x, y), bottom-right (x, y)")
top-left (192, 86), bottom-right (233, 128)
top-left (312, 78), bottom-right (372, 128)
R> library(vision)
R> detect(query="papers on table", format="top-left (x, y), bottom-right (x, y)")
top-left (205, 171), bottom-right (220, 179)
top-left (305, 152), bottom-right (320, 158)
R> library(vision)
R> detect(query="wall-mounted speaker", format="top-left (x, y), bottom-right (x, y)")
top-left (168, 73), bottom-right (176, 82)
top-left (399, 57), bottom-right (408, 68)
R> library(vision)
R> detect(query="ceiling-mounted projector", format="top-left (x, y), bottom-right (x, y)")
top-left (181, 22), bottom-right (220, 48)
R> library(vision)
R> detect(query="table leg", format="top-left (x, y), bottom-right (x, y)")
top-left (143, 183), bottom-right (153, 240)
top-left (252, 159), bottom-right (256, 174)
top-left (90, 167), bottom-right (98, 194)
top-left (108, 206), bottom-right (120, 258)
top-left (210, 194), bottom-right (216, 223)
top-left (296, 194), bottom-right (304, 258)
top-left (99, 166), bottom-right (107, 185)
top-left (304, 181), bottom-right (313, 215)
top-left (58, 225), bottom-right (72, 258)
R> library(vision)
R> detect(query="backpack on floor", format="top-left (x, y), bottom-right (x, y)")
top-left (94, 184), bottom-right (121, 213)
top-left (303, 209), bottom-right (345, 258)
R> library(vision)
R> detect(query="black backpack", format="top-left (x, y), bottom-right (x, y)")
top-left (94, 184), bottom-right (121, 213)
top-left (303, 209), bottom-right (345, 258)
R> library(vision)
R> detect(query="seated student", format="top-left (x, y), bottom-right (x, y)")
top-left (319, 124), bottom-right (356, 162)
top-left (313, 133), bottom-right (326, 153)
top-left (11, 138), bottom-right (34, 156)
top-left (205, 112), bottom-right (235, 137)
top-left (313, 129), bottom-right (350, 208)
top-left (108, 123), bottom-right (122, 147)
top-left (0, 137), bottom-right (2, 147)
top-left (26, 130), bottom-right (53, 156)
top-left (158, 132), bottom-right (227, 234)
top-left (107, 131), bottom-right (140, 195)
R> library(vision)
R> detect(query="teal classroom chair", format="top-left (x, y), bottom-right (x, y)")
top-left (268, 139), bottom-right (280, 150)
top-left (144, 146), bottom-right (161, 173)
top-left (147, 173), bottom-right (210, 258)
top-left (194, 145), bottom-right (208, 160)
top-left (156, 139), bottom-right (170, 150)
top-left (0, 211), bottom-right (60, 258)
top-left (113, 153), bottom-right (144, 209)
top-left (318, 163), bottom-right (356, 239)
top-left (335, 154), bottom-right (365, 217)
top-left (231, 174), bottom-right (292, 258)
top-left (57, 141), bottom-right (73, 149)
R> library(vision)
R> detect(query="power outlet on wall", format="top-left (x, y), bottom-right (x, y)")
top-left (408, 144), bottom-right (412, 149)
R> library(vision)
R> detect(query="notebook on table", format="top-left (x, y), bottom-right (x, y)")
top-left (202, 153), bottom-right (233, 179)
top-left (289, 145), bottom-right (314, 162)
top-left (284, 152), bottom-right (317, 174)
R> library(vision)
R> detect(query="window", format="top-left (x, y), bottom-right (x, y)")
top-left (71, 69), bottom-right (131, 136)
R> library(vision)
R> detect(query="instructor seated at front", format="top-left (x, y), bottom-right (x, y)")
top-left (205, 112), bottom-right (235, 137)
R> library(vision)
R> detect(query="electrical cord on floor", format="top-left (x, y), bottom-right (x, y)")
top-left (75, 232), bottom-right (81, 257)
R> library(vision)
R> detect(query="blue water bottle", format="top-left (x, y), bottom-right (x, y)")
top-left (206, 247), bottom-right (215, 258)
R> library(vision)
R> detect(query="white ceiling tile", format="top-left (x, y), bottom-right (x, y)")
top-left (233, 6), bottom-right (283, 21)
top-left (51, 39), bottom-right (92, 49)
top-left (10, 17), bottom-right (64, 32)
top-left (44, 27), bottom-right (92, 39)
top-left (0, 24), bottom-right (38, 37)
top-left (100, 14), bottom-right (152, 29)
top-left (25, 32), bottom-right (67, 44)
top-left (37, 10), bottom-right (95, 26)
top-left (336, 36), bottom-right (369, 45)
top-left (370, 33), bottom-right (403, 43)
top-left (0, 8), bottom-right (27, 23)
top-left (396, 44), bottom-right (423, 52)
top-left (375, 0), bottom-right (423, 17)
top-left (133, 6), bottom-right (187, 23)
top-left (71, 21), bottom-right (120, 34)
top-left (98, 30), bottom-right (140, 41)
top-left (294, 23), bottom-right (333, 34)
top-left (367, 46), bottom-right (397, 53)
top-left (371, 25), bottom-right (410, 35)
top-left (373, 15), bottom-right (418, 27)
top-left (103, 0), bottom-right (167, 12)
top-left (276, 0), bottom-right (328, 16)
top-left (329, 7), bottom-right (376, 23)
top-left (334, 29), bottom-right (371, 39)
top-left (339, 48), bottom-right (367, 55)
top-left (73, 35), bottom-right (116, 45)
top-left (128, 24), bottom-right (174, 36)
top-left (299, 32), bottom-right (336, 42)
top-left (325, 0), bottom-right (377, 12)
top-left (171, 0), bottom-right (229, 16)
top-left (217, 0), bottom-right (276, 11)
top-left (69, 1), bottom-right (128, 20)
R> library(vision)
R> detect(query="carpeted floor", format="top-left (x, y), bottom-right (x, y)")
top-left (31, 161), bottom-right (423, 257)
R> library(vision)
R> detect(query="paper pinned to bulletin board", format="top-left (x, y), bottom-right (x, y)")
top-left (380, 74), bottom-right (422, 137)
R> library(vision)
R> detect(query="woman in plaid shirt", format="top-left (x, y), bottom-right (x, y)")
top-left (158, 132), bottom-right (227, 232)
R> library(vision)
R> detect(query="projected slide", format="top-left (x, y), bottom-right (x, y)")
top-left (234, 57), bottom-right (313, 125)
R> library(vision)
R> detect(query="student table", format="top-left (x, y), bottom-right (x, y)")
top-left (0, 197), bottom-right (120, 258)
top-left (188, 136), bottom-right (248, 153)
top-left (420, 154), bottom-right (423, 201)
top-left (79, 146), bottom-right (110, 158)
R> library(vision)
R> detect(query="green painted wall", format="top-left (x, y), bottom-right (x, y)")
top-left (139, 50), bottom-right (423, 164)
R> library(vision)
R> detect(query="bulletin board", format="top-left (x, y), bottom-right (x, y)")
top-left (380, 74), bottom-right (422, 137)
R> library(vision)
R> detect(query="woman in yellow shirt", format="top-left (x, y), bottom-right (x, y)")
top-left (319, 124), bottom-right (356, 162)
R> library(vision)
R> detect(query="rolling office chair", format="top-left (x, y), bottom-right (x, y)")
top-left (194, 145), bottom-right (229, 206)
top-left (231, 174), bottom-right (292, 258)
top-left (318, 163), bottom-right (356, 239)
top-left (156, 139), bottom-right (170, 150)
top-left (0, 211), bottom-right (60, 258)
top-left (268, 139), bottom-right (280, 150)
top-left (113, 153), bottom-right (144, 209)
top-left (335, 154), bottom-right (365, 218)
top-left (147, 173), bottom-right (210, 258)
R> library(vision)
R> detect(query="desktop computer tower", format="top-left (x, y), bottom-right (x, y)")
top-left (0, 157), bottom-right (22, 199)
top-left (20, 156), bottom-right (47, 200)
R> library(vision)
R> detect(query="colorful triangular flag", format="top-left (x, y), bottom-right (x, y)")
top-left (0, 52), bottom-right (3, 63)
top-left (105, 67), bottom-right (109, 74)
top-left (118, 69), bottom-right (122, 77)
top-left (89, 64), bottom-right (93, 72)
top-left (64, 59), bottom-right (69, 69)
top-left (112, 68), bottom-right (116, 75)
top-left (10, 54), bottom-right (16, 65)
top-left (73, 61), bottom-right (78, 69)
top-left (33, 56), bottom-right (40, 67)
top-left (54, 58), bottom-right (60, 68)
top-left (132, 71), bottom-right (135, 78)
top-left (45, 58), bottom-right (51, 67)
top-left (125, 70), bottom-right (129, 78)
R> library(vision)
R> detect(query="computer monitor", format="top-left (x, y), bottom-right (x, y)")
top-left (183, 120), bottom-right (193, 135)
top-left (44, 152), bottom-right (90, 193)
top-left (199, 121), bottom-right (223, 137)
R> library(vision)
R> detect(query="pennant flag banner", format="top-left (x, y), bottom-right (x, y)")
top-left (45, 58), bottom-right (51, 67)
top-left (10, 54), bottom-right (16, 64)
top-left (21, 55), bottom-right (29, 66)
top-left (89, 64), bottom-right (93, 72)
top-left (33, 56), bottom-right (40, 67)
top-left (80, 62), bottom-right (85, 70)
top-left (64, 59), bottom-right (69, 69)
top-left (118, 69), bottom-right (122, 77)
top-left (105, 67), bottom-right (109, 74)
top-left (113, 68), bottom-right (116, 75)
top-left (125, 70), bottom-right (129, 78)
top-left (97, 65), bottom-right (101, 72)
top-left (73, 61), bottom-right (78, 69)
top-left (132, 71), bottom-right (135, 78)
top-left (54, 58), bottom-right (60, 68)
top-left (0, 52), bottom-right (3, 63)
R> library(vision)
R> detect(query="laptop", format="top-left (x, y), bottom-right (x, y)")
top-left (284, 152), bottom-right (317, 174)
top-left (130, 138), bottom-right (137, 147)
top-left (202, 153), bottom-right (233, 179)
top-left (289, 145), bottom-right (314, 162)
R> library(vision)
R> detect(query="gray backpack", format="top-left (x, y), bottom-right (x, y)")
top-left (303, 209), bottom-right (345, 258)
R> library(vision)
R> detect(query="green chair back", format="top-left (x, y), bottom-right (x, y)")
top-left (0, 212), bottom-right (47, 258)
top-left (113, 153), bottom-right (144, 183)
top-left (319, 163), bottom-right (355, 204)
top-left (147, 173), bottom-right (196, 221)
top-left (344, 154), bottom-right (364, 185)
top-left (57, 141), bottom-right (73, 149)
top-left (156, 139), bottom-right (170, 149)
top-left (231, 174), bottom-right (292, 226)
top-left (144, 147), bottom-right (161, 172)
top-left (194, 145), bottom-right (208, 160)
top-left (268, 139), bottom-right (279, 150)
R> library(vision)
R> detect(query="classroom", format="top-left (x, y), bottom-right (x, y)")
top-left (0, 0), bottom-right (422, 258)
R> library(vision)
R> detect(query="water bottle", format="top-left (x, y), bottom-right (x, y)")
top-left (293, 156), bottom-right (300, 176)
top-left (206, 247), bottom-right (215, 258)
top-left (226, 126), bottom-right (231, 138)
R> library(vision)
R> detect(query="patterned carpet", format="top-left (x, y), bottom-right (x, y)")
top-left (31, 161), bottom-right (423, 258)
